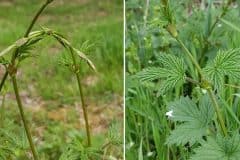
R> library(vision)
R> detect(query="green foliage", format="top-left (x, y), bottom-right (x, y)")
top-left (204, 48), bottom-right (240, 90)
top-left (135, 54), bottom-right (185, 95)
top-left (126, 0), bottom-right (240, 159)
top-left (166, 95), bottom-right (214, 146)
top-left (0, 0), bottom-right (123, 159)
top-left (191, 132), bottom-right (240, 160)
top-left (60, 137), bottom-right (102, 160)
top-left (0, 120), bottom-right (29, 159)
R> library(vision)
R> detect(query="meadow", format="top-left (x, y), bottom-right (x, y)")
top-left (0, 0), bottom-right (123, 159)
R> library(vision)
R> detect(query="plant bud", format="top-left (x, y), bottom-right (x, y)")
top-left (161, 0), bottom-right (168, 6)
top-left (166, 24), bottom-right (178, 38)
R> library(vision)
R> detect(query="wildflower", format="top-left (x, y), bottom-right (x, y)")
top-left (217, 23), bottom-right (222, 28)
top-left (201, 88), bottom-right (207, 94)
top-left (166, 110), bottom-right (173, 118)
top-left (147, 152), bottom-right (153, 157)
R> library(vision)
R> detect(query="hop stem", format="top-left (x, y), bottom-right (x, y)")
top-left (69, 48), bottom-right (92, 146)
top-left (0, 0), bottom-right (51, 93)
top-left (11, 75), bottom-right (39, 160)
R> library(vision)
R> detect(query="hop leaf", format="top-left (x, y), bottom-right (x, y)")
top-left (135, 54), bottom-right (185, 95)
top-left (190, 132), bottom-right (240, 160)
top-left (166, 95), bottom-right (214, 146)
top-left (204, 48), bottom-right (240, 90)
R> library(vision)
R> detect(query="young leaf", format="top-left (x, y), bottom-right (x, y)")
top-left (73, 48), bottom-right (96, 71)
top-left (166, 95), bottom-right (214, 146)
top-left (190, 132), bottom-right (240, 160)
top-left (204, 48), bottom-right (240, 90)
top-left (0, 44), bottom-right (16, 57)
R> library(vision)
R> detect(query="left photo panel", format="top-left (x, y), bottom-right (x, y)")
top-left (0, 0), bottom-right (123, 159)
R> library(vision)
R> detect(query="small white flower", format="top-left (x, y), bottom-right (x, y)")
top-left (129, 141), bottom-right (135, 148)
top-left (148, 60), bottom-right (152, 64)
top-left (166, 110), bottom-right (173, 118)
top-left (147, 152), bottom-right (154, 157)
top-left (217, 23), bottom-right (222, 28)
top-left (201, 88), bottom-right (207, 94)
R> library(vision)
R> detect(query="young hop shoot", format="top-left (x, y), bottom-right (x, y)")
top-left (0, 0), bottom-right (95, 159)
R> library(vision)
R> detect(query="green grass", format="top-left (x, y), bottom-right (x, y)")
top-left (0, 0), bottom-right (123, 103)
top-left (126, 0), bottom-right (240, 159)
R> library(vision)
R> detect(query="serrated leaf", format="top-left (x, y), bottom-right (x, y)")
top-left (191, 132), bottom-right (240, 160)
top-left (166, 95), bottom-right (214, 146)
top-left (135, 54), bottom-right (185, 95)
top-left (135, 67), bottom-right (169, 81)
top-left (204, 48), bottom-right (240, 90)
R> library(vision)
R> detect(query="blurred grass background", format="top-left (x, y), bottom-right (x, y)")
top-left (0, 0), bottom-right (123, 103)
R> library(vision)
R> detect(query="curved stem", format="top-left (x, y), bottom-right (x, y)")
top-left (0, 0), bottom-right (51, 93)
top-left (207, 89), bottom-right (228, 136)
top-left (24, 1), bottom-right (49, 37)
top-left (11, 75), bottom-right (39, 160)
top-left (69, 48), bottom-right (91, 146)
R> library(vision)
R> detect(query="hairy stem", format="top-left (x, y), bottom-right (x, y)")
top-left (175, 37), bottom-right (203, 78)
top-left (207, 89), bottom-right (228, 136)
top-left (70, 48), bottom-right (91, 146)
top-left (185, 77), bottom-right (200, 85)
top-left (11, 75), bottom-right (39, 160)
top-left (0, 0), bottom-right (51, 93)
top-left (173, 35), bottom-right (228, 136)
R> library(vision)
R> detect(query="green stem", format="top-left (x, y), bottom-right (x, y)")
top-left (0, 71), bottom-right (8, 93)
top-left (175, 37), bottom-right (203, 78)
top-left (0, 0), bottom-right (51, 93)
top-left (208, 0), bottom-right (232, 37)
top-left (199, 0), bottom-right (232, 65)
top-left (207, 89), bottom-right (228, 136)
top-left (11, 75), bottom-right (39, 160)
top-left (76, 73), bottom-right (92, 146)
top-left (0, 94), bottom-right (6, 128)
top-left (24, 1), bottom-right (50, 37)
top-left (173, 35), bottom-right (228, 136)
top-left (70, 48), bottom-right (91, 146)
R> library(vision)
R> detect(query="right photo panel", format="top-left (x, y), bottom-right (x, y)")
top-left (125, 0), bottom-right (240, 159)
